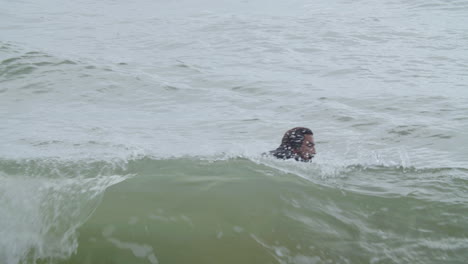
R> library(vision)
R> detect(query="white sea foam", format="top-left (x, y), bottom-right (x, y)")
top-left (0, 173), bottom-right (129, 264)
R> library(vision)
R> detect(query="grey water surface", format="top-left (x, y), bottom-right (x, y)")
top-left (1, 0), bottom-right (468, 263)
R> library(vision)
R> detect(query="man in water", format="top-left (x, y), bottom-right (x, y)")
top-left (270, 127), bottom-right (316, 162)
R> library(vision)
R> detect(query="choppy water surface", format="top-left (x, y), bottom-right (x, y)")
top-left (1, 0), bottom-right (468, 263)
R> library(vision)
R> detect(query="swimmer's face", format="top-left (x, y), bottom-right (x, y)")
top-left (296, 134), bottom-right (316, 161)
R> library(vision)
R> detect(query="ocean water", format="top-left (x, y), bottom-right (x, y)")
top-left (1, 0), bottom-right (468, 263)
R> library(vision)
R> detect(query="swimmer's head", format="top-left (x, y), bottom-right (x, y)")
top-left (274, 127), bottom-right (316, 161)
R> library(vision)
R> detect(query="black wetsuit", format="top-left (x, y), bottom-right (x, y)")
top-left (268, 147), bottom-right (311, 162)
top-left (269, 147), bottom-right (295, 160)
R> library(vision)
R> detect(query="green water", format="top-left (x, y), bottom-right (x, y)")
top-left (38, 158), bottom-right (466, 264)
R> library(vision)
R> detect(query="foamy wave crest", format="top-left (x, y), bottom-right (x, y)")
top-left (0, 169), bottom-right (129, 264)
top-left (250, 146), bottom-right (415, 180)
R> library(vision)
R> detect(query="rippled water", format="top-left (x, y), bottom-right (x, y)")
top-left (1, 0), bottom-right (468, 263)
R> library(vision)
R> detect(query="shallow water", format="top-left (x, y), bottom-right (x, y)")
top-left (1, 0), bottom-right (468, 263)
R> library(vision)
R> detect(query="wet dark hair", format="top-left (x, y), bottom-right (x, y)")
top-left (279, 127), bottom-right (313, 149)
top-left (270, 127), bottom-right (313, 160)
